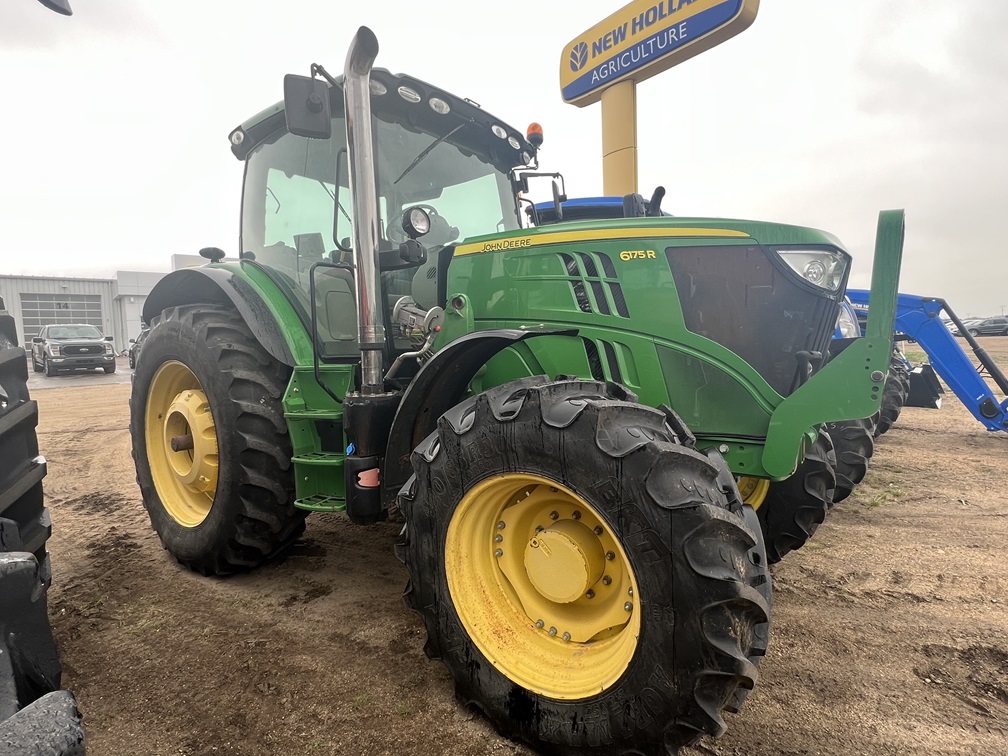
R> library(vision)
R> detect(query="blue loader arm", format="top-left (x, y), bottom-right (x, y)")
top-left (846, 289), bottom-right (1008, 432)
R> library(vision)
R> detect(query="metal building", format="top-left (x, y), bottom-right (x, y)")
top-left (0, 271), bottom-right (165, 352)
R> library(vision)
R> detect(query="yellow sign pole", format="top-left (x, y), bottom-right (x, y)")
top-left (601, 80), bottom-right (638, 196)
top-left (560, 0), bottom-right (760, 196)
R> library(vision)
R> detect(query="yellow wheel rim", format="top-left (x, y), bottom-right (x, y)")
top-left (737, 475), bottom-right (770, 509)
top-left (445, 473), bottom-right (640, 700)
top-left (145, 361), bottom-right (219, 527)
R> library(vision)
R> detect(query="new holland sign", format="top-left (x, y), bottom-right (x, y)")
top-left (560, 0), bottom-right (759, 105)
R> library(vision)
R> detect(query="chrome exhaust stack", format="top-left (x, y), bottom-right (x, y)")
top-left (343, 26), bottom-right (385, 393)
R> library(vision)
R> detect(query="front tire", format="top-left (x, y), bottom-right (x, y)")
top-left (43, 357), bottom-right (56, 377)
top-left (826, 418), bottom-right (874, 504)
top-left (757, 430), bottom-right (836, 563)
top-left (129, 304), bottom-right (305, 575)
top-left (103, 363), bottom-right (116, 374)
top-left (873, 354), bottom-right (909, 438)
top-left (397, 378), bottom-right (771, 754)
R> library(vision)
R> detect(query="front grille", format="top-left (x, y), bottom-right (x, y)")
top-left (665, 244), bottom-right (840, 396)
top-left (63, 344), bottom-right (103, 356)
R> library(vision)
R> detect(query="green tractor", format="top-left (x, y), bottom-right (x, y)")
top-left (129, 27), bottom-right (903, 755)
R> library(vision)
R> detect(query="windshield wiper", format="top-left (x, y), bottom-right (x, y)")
top-left (318, 180), bottom-right (351, 224)
top-left (394, 122), bottom-right (467, 185)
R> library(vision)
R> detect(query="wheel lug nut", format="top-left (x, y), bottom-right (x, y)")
top-left (549, 511), bottom-right (559, 520)
top-left (593, 526), bottom-right (603, 535)
top-left (571, 510), bottom-right (581, 520)
top-left (602, 575), bottom-right (612, 585)
top-left (494, 548), bottom-right (503, 557)
top-left (549, 626), bottom-right (557, 636)
top-left (562, 632), bottom-right (571, 642)
top-left (550, 487), bottom-right (558, 492)
top-left (535, 525), bottom-right (545, 533)
top-left (494, 533), bottom-right (503, 543)
top-left (497, 521), bottom-right (506, 530)
top-left (624, 602), bottom-right (633, 612)
top-left (536, 619), bottom-right (544, 629)
top-left (628, 587), bottom-right (633, 597)
top-left (586, 589), bottom-right (595, 599)
top-left (605, 551), bottom-right (615, 561)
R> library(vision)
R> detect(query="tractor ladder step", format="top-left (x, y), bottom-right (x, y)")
top-left (294, 494), bottom-right (346, 513)
top-left (284, 409), bottom-right (343, 420)
top-left (291, 452), bottom-right (346, 466)
top-left (292, 452), bottom-right (346, 513)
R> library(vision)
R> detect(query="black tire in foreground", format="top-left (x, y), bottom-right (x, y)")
top-left (873, 355), bottom-right (909, 438)
top-left (0, 324), bottom-right (50, 586)
top-left (129, 304), bottom-right (305, 575)
top-left (758, 431), bottom-right (837, 563)
top-left (397, 377), bottom-right (771, 754)
top-left (0, 555), bottom-right (85, 756)
top-left (1, 302), bottom-right (85, 754)
top-left (826, 418), bottom-right (874, 504)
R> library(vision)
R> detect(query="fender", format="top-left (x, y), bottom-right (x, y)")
top-left (382, 328), bottom-right (576, 505)
top-left (143, 267), bottom-right (296, 366)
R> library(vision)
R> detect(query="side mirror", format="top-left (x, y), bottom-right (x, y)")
top-left (129, 338), bottom-right (136, 344)
top-left (32, 337), bottom-right (43, 344)
top-left (104, 336), bottom-right (114, 341)
top-left (283, 75), bottom-right (332, 140)
top-left (38, 0), bottom-right (72, 15)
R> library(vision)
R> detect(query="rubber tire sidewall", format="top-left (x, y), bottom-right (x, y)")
top-left (400, 378), bottom-right (769, 754)
top-left (129, 306), bottom-right (295, 571)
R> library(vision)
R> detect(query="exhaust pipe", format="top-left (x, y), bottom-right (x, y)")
top-left (343, 27), bottom-right (385, 393)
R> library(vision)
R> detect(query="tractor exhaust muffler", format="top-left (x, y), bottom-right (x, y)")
top-left (343, 27), bottom-right (385, 393)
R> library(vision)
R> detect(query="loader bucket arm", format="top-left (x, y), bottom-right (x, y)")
top-left (846, 289), bottom-right (1008, 432)
top-left (763, 210), bottom-right (905, 478)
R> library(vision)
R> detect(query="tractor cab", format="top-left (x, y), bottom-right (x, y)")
top-left (229, 69), bottom-right (534, 369)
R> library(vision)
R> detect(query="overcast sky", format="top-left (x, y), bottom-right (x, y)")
top-left (1, 0), bottom-right (1004, 317)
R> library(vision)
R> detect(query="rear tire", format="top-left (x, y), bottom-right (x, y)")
top-left (758, 431), bottom-right (836, 563)
top-left (827, 418), bottom-right (874, 504)
top-left (129, 304), bottom-right (305, 575)
top-left (397, 377), bottom-right (771, 754)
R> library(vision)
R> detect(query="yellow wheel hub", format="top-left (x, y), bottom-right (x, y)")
top-left (145, 361), bottom-right (219, 527)
top-left (737, 475), bottom-right (770, 509)
top-left (445, 473), bottom-right (640, 700)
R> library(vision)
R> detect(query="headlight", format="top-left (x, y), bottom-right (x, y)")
top-left (48, 344), bottom-right (61, 356)
top-left (835, 303), bottom-right (861, 338)
top-left (774, 248), bottom-right (848, 291)
top-left (401, 206), bottom-right (431, 239)
top-left (105, 343), bottom-right (114, 354)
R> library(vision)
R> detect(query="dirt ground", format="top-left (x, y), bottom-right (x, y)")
top-left (33, 339), bottom-right (1008, 756)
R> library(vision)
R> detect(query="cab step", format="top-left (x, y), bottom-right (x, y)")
top-left (294, 494), bottom-right (346, 513)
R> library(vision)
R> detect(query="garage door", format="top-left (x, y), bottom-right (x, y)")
top-left (20, 293), bottom-right (104, 347)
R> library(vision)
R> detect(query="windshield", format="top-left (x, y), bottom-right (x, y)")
top-left (240, 90), bottom-right (522, 359)
top-left (49, 325), bottom-right (102, 339)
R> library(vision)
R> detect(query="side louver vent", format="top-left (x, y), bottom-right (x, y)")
top-left (556, 252), bottom-right (631, 318)
top-left (581, 337), bottom-right (624, 384)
